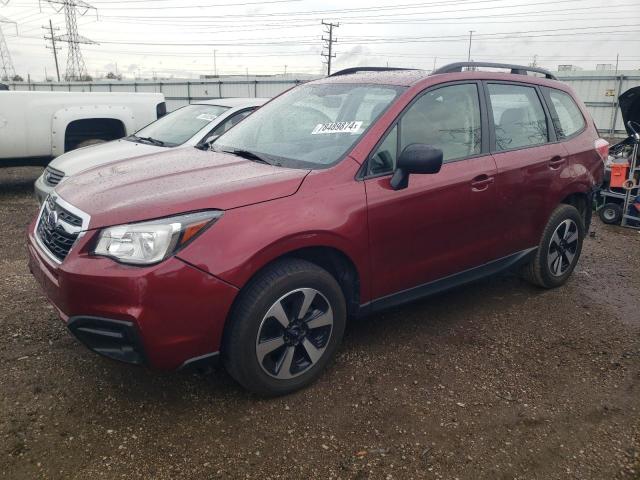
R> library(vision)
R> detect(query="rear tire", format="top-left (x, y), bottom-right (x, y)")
top-left (523, 204), bottom-right (585, 289)
top-left (223, 258), bottom-right (346, 396)
top-left (598, 202), bottom-right (622, 225)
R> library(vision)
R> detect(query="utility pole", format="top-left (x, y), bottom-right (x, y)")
top-left (467, 30), bottom-right (475, 63)
top-left (321, 20), bottom-right (339, 76)
top-left (44, 19), bottom-right (61, 81)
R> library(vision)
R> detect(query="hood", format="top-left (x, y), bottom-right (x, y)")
top-left (55, 148), bottom-right (310, 229)
top-left (50, 139), bottom-right (166, 176)
top-left (619, 86), bottom-right (640, 136)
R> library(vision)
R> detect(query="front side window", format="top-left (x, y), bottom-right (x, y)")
top-left (366, 83), bottom-right (482, 175)
top-left (369, 125), bottom-right (398, 175)
top-left (547, 89), bottom-right (586, 139)
top-left (215, 83), bottom-right (404, 169)
top-left (488, 84), bottom-right (548, 151)
top-left (400, 83), bottom-right (482, 163)
top-left (132, 104), bottom-right (230, 146)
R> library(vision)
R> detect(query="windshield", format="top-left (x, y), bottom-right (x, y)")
top-left (131, 104), bottom-right (230, 146)
top-left (214, 83), bottom-right (404, 169)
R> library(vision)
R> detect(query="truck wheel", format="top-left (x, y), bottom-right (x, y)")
top-left (598, 203), bottom-right (622, 225)
top-left (75, 139), bottom-right (107, 149)
top-left (523, 204), bottom-right (584, 289)
top-left (223, 259), bottom-right (346, 397)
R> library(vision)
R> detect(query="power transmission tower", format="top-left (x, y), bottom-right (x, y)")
top-left (44, 0), bottom-right (97, 81)
top-left (0, 12), bottom-right (16, 81)
top-left (321, 20), bottom-right (338, 76)
top-left (43, 19), bottom-right (61, 81)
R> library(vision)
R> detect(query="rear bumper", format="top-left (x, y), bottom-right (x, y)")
top-left (27, 226), bottom-right (239, 370)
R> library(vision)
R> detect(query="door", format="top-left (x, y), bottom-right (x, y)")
top-left (364, 83), bottom-right (499, 300)
top-left (485, 82), bottom-right (567, 255)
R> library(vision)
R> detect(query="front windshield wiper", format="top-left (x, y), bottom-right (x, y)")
top-left (129, 135), bottom-right (166, 147)
top-left (221, 148), bottom-right (280, 166)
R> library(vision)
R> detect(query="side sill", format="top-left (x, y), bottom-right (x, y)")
top-left (358, 247), bottom-right (537, 317)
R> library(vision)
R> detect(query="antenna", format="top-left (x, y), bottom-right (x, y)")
top-left (44, 0), bottom-right (98, 81)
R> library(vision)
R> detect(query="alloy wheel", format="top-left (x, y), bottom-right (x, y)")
top-left (255, 288), bottom-right (333, 379)
top-left (547, 219), bottom-right (579, 277)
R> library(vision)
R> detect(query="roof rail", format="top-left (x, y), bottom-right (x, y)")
top-left (431, 62), bottom-right (558, 80)
top-left (330, 67), bottom-right (419, 77)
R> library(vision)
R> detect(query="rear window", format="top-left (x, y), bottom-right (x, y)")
top-left (547, 89), bottom-right (586, 139)
top-left (488, 83), bottom-right (549, 151)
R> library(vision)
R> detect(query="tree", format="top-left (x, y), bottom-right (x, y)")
top-left (11, 74), bottom-right (23, 82)
top-left (105, 71), bottom-right (121, 80)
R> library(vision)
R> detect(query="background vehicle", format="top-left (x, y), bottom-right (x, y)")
top-left (34, 97), bottom-right (268, 204)
top-left (0, 90), bottom-right (166, 166)
top-left (27, 63), bottom-right (605, 396)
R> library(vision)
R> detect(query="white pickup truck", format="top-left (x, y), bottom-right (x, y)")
top-left (0, 90), bottom-right (166, 165)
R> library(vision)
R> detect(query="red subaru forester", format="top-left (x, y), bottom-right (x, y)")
top-left (28, 63), bottom-right (607, 396)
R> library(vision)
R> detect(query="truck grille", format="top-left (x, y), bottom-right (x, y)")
top-left (36, 196), bottom-right (86, 262)
top-left (43, 167), bottom-right (65, 187)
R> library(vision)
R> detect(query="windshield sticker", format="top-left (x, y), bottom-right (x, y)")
top-left (197, 113), bottom-right (218, 122)
top-left (311, 121), bottom-right (363, 135)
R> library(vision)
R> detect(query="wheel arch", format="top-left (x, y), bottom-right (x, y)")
top-left (51, 105), bottom-right (135, 156)
top-left (559, 190), bottom-right (591, 230)
top-left (64, 118), bottom-right (126, 152)
top-left (235, 244), bottom-right (362, 319)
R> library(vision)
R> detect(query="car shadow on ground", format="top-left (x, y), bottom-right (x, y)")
top-left (58, 270), bottom-right (547, 405)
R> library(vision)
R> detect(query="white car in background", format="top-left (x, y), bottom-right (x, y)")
top-left (34, 97), bottom-right (268, 204)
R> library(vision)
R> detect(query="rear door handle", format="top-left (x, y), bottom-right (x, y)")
top-left (548, 156), bottom-right (566, 169)
top-left (471, 174), bottom-right (494, 192)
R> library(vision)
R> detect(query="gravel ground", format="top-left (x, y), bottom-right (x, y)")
top-left (1, 166), bottom-right (639, 480)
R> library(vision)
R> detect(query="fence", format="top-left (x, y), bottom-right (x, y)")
top-left (7, 73), bottom-right (640, 136)
top-left (7, 78), bottom-right (304, 112)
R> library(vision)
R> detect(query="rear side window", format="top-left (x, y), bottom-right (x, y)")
top-left (488, 84), bottom-right (548, 151)
top-left (547, 89), bottom-right (586, 139)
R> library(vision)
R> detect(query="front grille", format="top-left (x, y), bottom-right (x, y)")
top-left (36, 197), bottom-right (84, 262)
top-left (43, 167), bottom-right (65, 187)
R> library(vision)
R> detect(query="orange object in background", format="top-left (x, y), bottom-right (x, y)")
top-left (610, 163), bottom-right (630, 188)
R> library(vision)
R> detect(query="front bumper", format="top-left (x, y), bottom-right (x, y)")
top-left (27, 224), bottom-right (239, 370)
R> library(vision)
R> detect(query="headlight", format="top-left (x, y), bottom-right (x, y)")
top-left (93, 210), bottom-right (222, 265)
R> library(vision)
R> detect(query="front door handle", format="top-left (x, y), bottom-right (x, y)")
top-left (548, 156), bottom-right (566, 169)
top-left (471, 174), bottom-right (494, 192)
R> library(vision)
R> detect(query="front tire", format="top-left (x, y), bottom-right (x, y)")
top-left (523, 204), bottom-right (585, 289)
top-left (223, 259), bottom-right (346, 396)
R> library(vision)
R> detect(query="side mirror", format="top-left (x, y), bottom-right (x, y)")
top-left (390, 144), bottom-right (443, 190)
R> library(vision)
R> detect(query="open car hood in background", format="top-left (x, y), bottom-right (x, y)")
top-left (619, 86), bottom-right (640, 136)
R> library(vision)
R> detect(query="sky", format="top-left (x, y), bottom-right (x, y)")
top-left (1, 0), bottom-right (639, 81)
